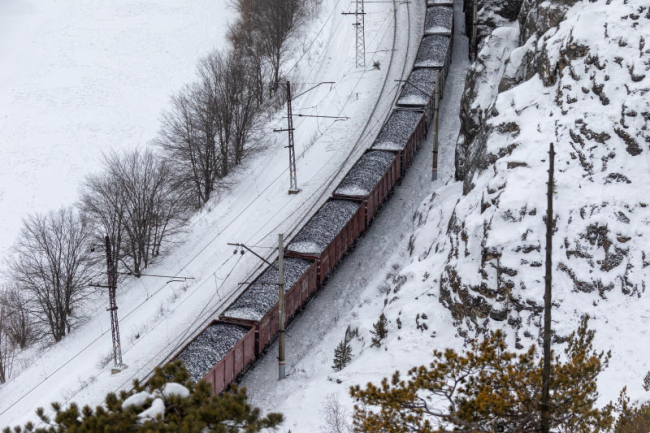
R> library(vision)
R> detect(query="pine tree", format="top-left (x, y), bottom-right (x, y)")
top-left (370, 313), bottom-right (388, 348)
top-left (332, 339), bottom-right (352, 372)
top-left (5, 361), bottom-right (283, 432)
top-left (350, 317), bottom-right (615, 432)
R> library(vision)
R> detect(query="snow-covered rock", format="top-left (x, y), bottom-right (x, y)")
top-left (442, 0), bottom-right (650, 349)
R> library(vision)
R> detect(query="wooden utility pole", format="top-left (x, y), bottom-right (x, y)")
top-left (432, 69), bottom-right (441, 180)
top-left (540, 143), bottom-right (555, 432)
top-left (471, 0), bottom-right (478, 60)
top-left (104, 235), bottom-right (123, 372)
top-left (278, 234), bottom-right (286, 380)
top-left (342, 0), bottom-right (366, 68)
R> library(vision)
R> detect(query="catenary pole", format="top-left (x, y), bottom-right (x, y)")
top-left (104, 235), bottom-right (123, 372)
top-left (278, 234), bottom-right (286, 380)
top-left (540, 143), bottom-right (555, 432)
top-left (342, 0), bottom-right (366, 67)
top-left (432, 69), bottom-right (441, 180)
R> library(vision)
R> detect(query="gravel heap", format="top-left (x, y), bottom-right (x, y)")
top-left (335, 151), bottom-right (396, 196)
top-left (223, 258), bottom-right (313, 322)
top-left (287, 200), bottom-right (361, 255)
top-left (372, 110), bottom-right (425, 151)
top-left (424, 6), bottom-right (453, 35)
top-left (414, 35), bottom-right (451, 68)
top-left (176, 322), bottom-right (249, 383)
top-left (397, 68), bottom-right (438, 107)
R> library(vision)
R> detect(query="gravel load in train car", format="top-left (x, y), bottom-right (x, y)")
top-left (223, 258), bottom-right (313, 321)
top-left (371, 110), bottom-right (424, 151)
top-left (335, 151), bottom-right (396, 197)
top-left (424, 6), bottom-right (453, 35)
top-left (176, 323), bottom-right (249, 383)
top-left (414, 35), bottom-right (450, 69)
top-left (287, 200), bottom-right (361, 255)
top-left (427, 0), bottom-right (453, 6)
top-left (396, 68), bottom-right (438, 107)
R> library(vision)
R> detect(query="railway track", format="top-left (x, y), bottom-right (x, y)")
top-left (0, 1), bottom-right (425, 422)
top-left (135, 0), bottom-right (417, 384)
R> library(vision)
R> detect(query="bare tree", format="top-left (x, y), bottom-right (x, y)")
top-left (103, 149), bottom-right (188, 277)
top-left (7, 208), bottom-right (96, 342)
top-left (2, 286), bottom-right (35, 349)
top-left (231, 0), bottom-right (307, 92)
top-left (228, 19), bottom-right (269, 105)
top-left (198, 49), bottom-right (261, 167)
top-left (158, 50), bottom-right (261, 207)
top-left (0, 296), bottom-right (16, 383)
top-left (79, 167), bottom-right (127, 278)
top-left (320, 393), bottom-right (352, 433)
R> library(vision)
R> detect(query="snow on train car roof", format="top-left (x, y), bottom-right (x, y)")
top-left (371, 110), bottom-right (424, 151)
top-left (176, 322), bottom-right (249, 383)
top-left (223, 258), bottom-right (313, 322)
top-left (427, 0), bottom-right (453, 6)
top-left (424, 6), bottom-right (453, 35)
top-left (334, 151), bottom-right (396, 197)
top-left (414, 35), bottom-right (450, 69)
top-left (287, 200), bottom-right (360, 255)
top-left (396, 68), bottom-right (438, 107)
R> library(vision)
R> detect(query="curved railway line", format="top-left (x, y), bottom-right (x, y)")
top-left (160, 0), bottom-right (455, 396)
top-left (120, 0), bottom-right (416, 389)
top-left (0, 0), bottom-right (449, 421)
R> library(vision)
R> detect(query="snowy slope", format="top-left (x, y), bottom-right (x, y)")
top-left (244, 0), bottom-right (650, 429)
top-left (0, 0), bottom-right (233, 261)
top-left (0, 0), bottom-right (421, 427)
top-left (444, 0), bottom-right (650, 401)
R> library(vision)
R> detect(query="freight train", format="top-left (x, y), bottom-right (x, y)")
top-left (170, 1), bottom-right (455, 395)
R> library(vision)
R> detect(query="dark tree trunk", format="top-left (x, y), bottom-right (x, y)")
top-left (541, 142), bottom-right (555, 432)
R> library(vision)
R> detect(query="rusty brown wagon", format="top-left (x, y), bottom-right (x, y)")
top-left (172, 320), bottom-right (256, 395)
top-left (285, 199), bottom-right (366, 285)
top-left (332, 150), bottom-right (401, 225)
top-left (371, 109), bottom-right (427, 175)
top-left (220, 257), bottom-right (318, 354)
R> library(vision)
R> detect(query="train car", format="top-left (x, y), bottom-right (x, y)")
top-left (424, 6), bottom-right (453, 37)
top-left (371, 109), bottom-right (427, 176)
top-left (397, 68), bottom-right (439, 120)
top-left (173, 320), bottom-right (256, 395)
top-left (220, 257), bottom-right (317, 353)
top-left (285, 199), bottom-right (365, 285)
top-left (413, 35), bottom-right (452, 93)
top-left (332, 150), bottom-right (400, 225)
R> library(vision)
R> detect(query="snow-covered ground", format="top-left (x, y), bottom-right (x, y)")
top-left (0, 0), bottom-right (234, 262)
top-left (0, 0), bottom-right (423, 427)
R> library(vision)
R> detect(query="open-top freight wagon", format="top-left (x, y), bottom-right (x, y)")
top-left (220, 257), bottom-right (318, 354)
top-left (285, 199), bottom-right (366, 285)
top-left (332, 150), bottom-right (400, 224)
top-left (371, 109), bottom-right (427, 174)
top-left (173, 321), bottom-right (256, 395)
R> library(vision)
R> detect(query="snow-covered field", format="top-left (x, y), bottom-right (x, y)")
top-left (0, 0), bottom-right (422, 427)
top-left (0, 0), bottom-right (233, 261)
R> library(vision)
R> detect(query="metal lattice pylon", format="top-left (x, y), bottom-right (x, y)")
top-left (286, 81), bottom-right (299, 193)
top-left (355, 0), bottom-right (365, 67)
top-left (104, 235), bottom-right (123, 368)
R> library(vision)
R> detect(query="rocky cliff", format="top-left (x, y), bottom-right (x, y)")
top-left (434, 0), bottom-right (650, 341)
